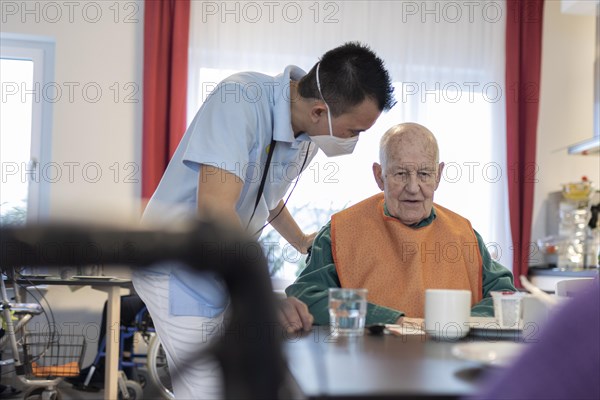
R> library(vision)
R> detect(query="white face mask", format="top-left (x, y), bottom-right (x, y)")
top-left (309, 63), bottom-right (359, 157)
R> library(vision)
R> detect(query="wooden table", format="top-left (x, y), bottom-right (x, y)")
top-left (285, 326), bottom-right (521, 399)
top-left (17, 277), bottom-right (132, 400)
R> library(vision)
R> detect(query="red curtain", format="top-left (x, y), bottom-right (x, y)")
top-left (142, 0), bottom-right (190, 199)
top-left (505, 0), bottom-right (545, 286)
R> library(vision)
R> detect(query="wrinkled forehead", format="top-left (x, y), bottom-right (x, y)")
top-left (385, 135), bottom-right (438, 169)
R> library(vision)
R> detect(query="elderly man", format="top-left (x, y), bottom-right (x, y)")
top-left (286, 123), bottom-right (516, 325)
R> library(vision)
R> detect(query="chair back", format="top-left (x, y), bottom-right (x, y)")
top-left (555, 278), bottom-right (595, 298)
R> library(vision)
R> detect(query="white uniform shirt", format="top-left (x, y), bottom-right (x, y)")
top-left (139, 65), bottom-right (318, 317)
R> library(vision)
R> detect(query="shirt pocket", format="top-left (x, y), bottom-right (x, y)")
top-left (169, 270), bottom-right (228, 318)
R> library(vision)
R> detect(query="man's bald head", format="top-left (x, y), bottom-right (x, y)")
top-left (379, 123), bottom-right (439, 171)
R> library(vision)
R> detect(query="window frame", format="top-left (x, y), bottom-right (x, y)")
top-left (1, 33), bottom-right (55, 222)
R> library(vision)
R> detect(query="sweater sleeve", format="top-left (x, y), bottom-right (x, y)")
top-left (470, 230), bottom-right (517, 317)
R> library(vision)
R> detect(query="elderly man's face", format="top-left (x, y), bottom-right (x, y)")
top-left (373, 134), bottom-right (443, 225)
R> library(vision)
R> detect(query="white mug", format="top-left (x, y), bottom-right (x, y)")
top-left (425, 289), bottom-right (471, 340)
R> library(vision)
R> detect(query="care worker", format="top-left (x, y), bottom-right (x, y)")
top-left (132, 42), bottom-right (396, 399)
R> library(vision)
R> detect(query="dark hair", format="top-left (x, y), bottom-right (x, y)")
top-left (298, 42), bottom-right (396, 116)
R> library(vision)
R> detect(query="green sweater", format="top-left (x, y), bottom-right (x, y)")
top-left (285, 206), bottom-right (517, 326)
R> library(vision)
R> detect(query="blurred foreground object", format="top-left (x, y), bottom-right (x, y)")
top-left (0, 220), bottom-right (287, 400)
top-left (472, 278), bottom-right (599, 400)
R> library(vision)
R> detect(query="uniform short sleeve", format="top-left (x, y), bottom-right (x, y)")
top-left (182, 81), bottom-right (262, 182)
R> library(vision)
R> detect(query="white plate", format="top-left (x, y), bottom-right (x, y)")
top-left (452, 342), bottom-right (525, 367)
top-left (469, 316), bottom-right (522, 329)
top-left (71, 276), bottom-right (116, 281)
top-left (468, 316), bottom-right (523, 339)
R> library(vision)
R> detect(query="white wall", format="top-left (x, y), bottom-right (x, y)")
top-left (1, 0), bottom-right (144, 361)
top-left (533, 1), bottom-right (600, 254)
top-left (1, 0), bottom-right (144, 225)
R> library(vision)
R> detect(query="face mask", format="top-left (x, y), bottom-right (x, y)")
top-left (309, 63), bottom-right (359, 157)
top-left (309, 133), bottom-right (358, 157)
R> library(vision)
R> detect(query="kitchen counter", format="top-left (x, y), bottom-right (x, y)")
top-left (528, 265), bottom-right (599, 292)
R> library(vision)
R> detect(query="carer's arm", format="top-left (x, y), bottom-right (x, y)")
top-left (197, 165), bottom-right (312, 331)
top-left (268, 200), bottom-right (316, 254)
top-left (197, 164), bottom-right (243, 227)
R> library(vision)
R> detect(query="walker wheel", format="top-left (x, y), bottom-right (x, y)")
top-left (118, 380), bottom-right (144, 400)
top-left (24, 387), bottom-right (62, 400)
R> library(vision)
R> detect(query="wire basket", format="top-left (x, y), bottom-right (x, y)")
top-left (22, 333), bottom-right (86, 379)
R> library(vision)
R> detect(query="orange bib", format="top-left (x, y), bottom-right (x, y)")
top-left (331, 193), bottom-right (482, 318)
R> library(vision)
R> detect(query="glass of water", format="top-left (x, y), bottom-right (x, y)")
top-left (328, 288), bottom-right (368, 337)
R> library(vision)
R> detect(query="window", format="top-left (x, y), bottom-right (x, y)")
top-left (1, 34), bottom-right (55, 224)
top-left (1, 58), bottom-right (33, 224)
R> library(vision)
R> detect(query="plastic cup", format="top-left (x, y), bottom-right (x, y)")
top-left (491, 291), bottom-right (526, 328)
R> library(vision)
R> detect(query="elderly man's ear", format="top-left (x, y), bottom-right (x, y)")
top-left (435, 162), bottom-right (445, 189)
top-left (372, 163), bottom-right (385, 191)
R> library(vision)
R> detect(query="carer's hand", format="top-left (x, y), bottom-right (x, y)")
top-left (278, 297), bottom-right (314, 333)
top-left (295, 232), bottom-right (317, 255)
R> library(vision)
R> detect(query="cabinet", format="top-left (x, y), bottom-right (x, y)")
top-left (561, 0), bottom-right (599, 15)
top-left (528, 266), bottom-right (599, 292)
